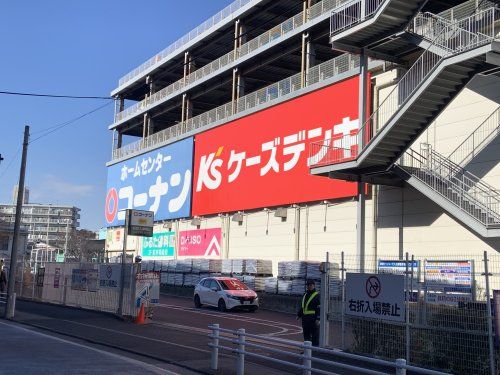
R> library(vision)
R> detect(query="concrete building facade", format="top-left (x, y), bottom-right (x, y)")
top-left (105, 0), bottom-right (500, 274)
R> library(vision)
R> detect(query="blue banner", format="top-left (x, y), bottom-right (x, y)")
top-left (105, 138), bottom-right (193, 227)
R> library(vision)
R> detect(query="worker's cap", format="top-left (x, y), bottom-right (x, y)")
top-left (306, 279), bottom-right (316, 286)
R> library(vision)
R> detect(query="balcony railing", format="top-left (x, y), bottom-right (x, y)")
top-left (114, 0), bottom-right (350, 124)
top-left (117, 0), bottom-right (255, 88)
top-left (113, 53), bottom-right (361, 161)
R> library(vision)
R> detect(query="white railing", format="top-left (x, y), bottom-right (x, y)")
top-left (118, 0), bottom-right (255, 88)
top-left (399, 145), bottom-right (500, 227)
top-left (113, 53), bottom-right (360, 160)
top-left (114, 0), bottom-right (350, 123)
top-left (448, 106), bottom-right (500, 167)
top-left (310, 7), bottom-right (498, 167)
top-left (330, 0), bottom-right (385, 35)
top-left (208, 324), bottom-right (449, 375)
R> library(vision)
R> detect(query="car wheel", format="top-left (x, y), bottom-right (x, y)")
top-left (194, 294), bottom-right (202, 308)
top-left (218, 299), bottom-right (227, 312)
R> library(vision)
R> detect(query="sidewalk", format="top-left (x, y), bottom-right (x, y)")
top-left (0, 320), bottom-right (184, 374)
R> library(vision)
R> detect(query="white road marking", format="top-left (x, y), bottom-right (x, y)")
top-left (0, 320), bottom-right (177, 375)
top-left (156, 303), bottom-right (302, 336)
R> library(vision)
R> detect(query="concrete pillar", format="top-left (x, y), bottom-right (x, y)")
top-left (117, 131), bottom-right (123, 149)
top-left (305, 36), bottom-right (316, 85)
top-left (357, 50), bottom-right (369, 273)
top-left (142, 113), bottom-right (148, 139)
top-left (181, 94), bottom-right (193, 124)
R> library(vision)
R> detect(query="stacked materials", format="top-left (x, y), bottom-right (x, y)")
top-left (221, 260), bottom-right (232, 274)
top-left (244, 259), bottom-right (272, 275)
top-left (178, 259), bottom-right (193, 274)
top-left (232, 259), bottom-right (244, 274)
top-left (265, 277), bottom-right (278, 294)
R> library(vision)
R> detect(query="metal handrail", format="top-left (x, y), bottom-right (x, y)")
top-left (310, 7), bottom-right (498, 168)
top-left (114, 0), bottom-right (350, 124)
top-left (399, 146), bottom-right (500, 227)
top-left (117, 0), bottom-right (255, 88)
top-left (208, 324), bottom-right (449, 375)
top-left (113, 53), bottom-right (361, 160)
top-left (330, 0), bottom-right (385, 35)
top-left (448, 106), bottom-right (500, 167)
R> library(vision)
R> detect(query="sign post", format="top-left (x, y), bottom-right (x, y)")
top-left (117, 209), bottom-right (154, 317)
top-left (346, 272), bottom-right (405, 322)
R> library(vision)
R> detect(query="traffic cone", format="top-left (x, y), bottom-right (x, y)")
top-left (134, 303), bottom-right (146, 325)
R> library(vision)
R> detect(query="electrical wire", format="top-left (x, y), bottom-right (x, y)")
top-left (0, 147), bottom-right (22, 179)
top-left (29, 101), bottom-right (113, 143)
top-left (0, 90), bottom-right (112, 100)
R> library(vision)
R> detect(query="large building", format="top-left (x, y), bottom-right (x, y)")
top-left (0, 189), bottom-right (80, 252)
top-left (105, 0), bottom-right (500, 274)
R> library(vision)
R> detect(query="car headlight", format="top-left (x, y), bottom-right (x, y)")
top-left (226, 294), bottom-right (240, 300)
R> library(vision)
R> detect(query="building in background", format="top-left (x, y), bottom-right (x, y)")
top-left (12, 185), bottom-right (29, 205)
top-left (0, 189), bottom-right (80, 256)
top-left (0, 219), bottom-right (28, 263)
top-left (104, 0), bottom-right (500, 273)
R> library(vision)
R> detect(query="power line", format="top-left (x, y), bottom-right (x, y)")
top-left (0, 90), bottom-right (112, 100)
top-left (0, 147), bottom-right (22, 179)
top-left (29, 101), bottom-right (113, 143)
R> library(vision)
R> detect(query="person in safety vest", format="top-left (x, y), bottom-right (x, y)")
top-left (297, 279), bottom-right (320, 346)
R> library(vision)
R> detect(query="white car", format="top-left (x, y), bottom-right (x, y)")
top-left (194, 277), bottom-right (259, 312)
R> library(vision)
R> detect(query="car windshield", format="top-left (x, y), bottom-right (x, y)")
top-left (219, 279), bottom-right (248, 291)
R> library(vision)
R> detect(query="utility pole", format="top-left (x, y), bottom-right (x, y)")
top-left (5, 125), bottom-right (30, 318)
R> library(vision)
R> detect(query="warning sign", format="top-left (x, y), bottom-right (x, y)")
top-left (346, 273), bottom-right (406, 322)
top-left (135, 271), bottom-right (160, 307)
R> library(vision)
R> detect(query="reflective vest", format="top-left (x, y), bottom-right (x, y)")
top-left (302, 291), bottom-right (318, 315)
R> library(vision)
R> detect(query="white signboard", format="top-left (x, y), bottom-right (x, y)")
top-left (424, 260), bottom-right (473, 294)
top-left (127, 209), bottom-right (154, 237)
top-left (425, 292), bottom-right (472, 306)
top-left (135, 271), bottom-right (160, 307)
top-left (346, 273), bottom-right (406, 322)
top-left (99, 264), bottom-right (121, 289)
top-left (378, 260), bottom-right (420, 299)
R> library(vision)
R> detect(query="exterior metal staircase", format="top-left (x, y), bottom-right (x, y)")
top-left (310, 7), bottom-right (500, 181)
top-left (448, 105), bottom-right (500, 167)
top-left (395, 143), bottom-right (500, 237)
top-left (329, 0), bottom-right (428, 51)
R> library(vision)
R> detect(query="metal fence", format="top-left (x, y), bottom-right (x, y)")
top-left (208, 324), bottom-right (448, 375)
top-left (324, 251), bottom-right (500, 375)
top-left (11, 262), bottom-right (138, 317)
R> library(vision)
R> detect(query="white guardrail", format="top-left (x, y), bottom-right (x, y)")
top-left (114, 0), bottom-right (350, 123)
top-left (208, 324), bottom-right (450, 375)
top-left (118, 0), bottom-right (255, 88)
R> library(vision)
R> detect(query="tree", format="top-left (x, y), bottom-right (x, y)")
top-left (65, 229), bottom-right (100, 262)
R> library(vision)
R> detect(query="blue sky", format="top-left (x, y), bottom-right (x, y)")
top-left (0, 0), bottom-right (233, 230)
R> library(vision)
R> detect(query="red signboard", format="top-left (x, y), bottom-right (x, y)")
top-left (178, 228), bottom-right (222, 257)
top-left (193, 77), bottom-right (364, 215)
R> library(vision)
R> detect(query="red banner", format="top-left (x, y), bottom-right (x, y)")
top-left (193, 77), bottom-right (363, 215)
top-left (178, 228), bottom-right (222, 257)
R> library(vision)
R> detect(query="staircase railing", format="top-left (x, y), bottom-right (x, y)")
top-left (330, 0), bottom-right (384, 35)
top-left (310, 7), bottom-right (498, 168)
top-left (399, 144), bottom-right (500, 227)
top-left (448, 106), bottom-right (500, 167)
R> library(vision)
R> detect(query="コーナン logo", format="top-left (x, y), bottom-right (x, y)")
top-left (105, 188), bottom-right (118, 224)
